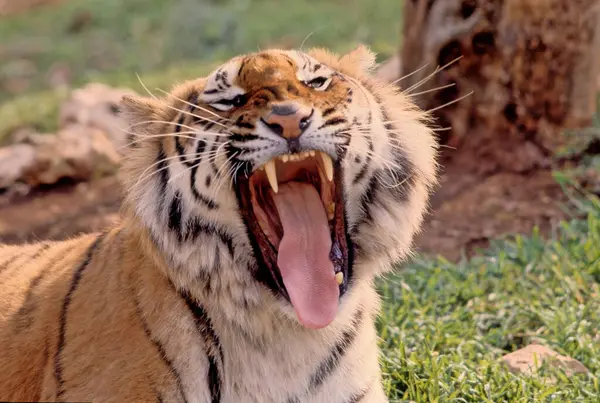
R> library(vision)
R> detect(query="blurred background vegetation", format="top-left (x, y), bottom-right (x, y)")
top-left (0, 0), bottom-right (401, 99)
top-left (0, 0), bottom-right (403, 140)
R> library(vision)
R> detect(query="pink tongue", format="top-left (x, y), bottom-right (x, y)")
top-left (271, 182), bottom-right (339, 329)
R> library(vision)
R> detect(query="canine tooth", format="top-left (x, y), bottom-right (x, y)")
top-left (335, 272), bottom-right (344, 285)
top-left (281, 154), bottom-right (290, 163)
top-left (327, 202), bottom-right (335, 220)
top-left (319, 152), bottom-right (334, 182)
top-left (265, 160), bottom-right (278, 193)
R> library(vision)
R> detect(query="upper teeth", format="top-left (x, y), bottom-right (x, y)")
top-left (265, 158), bottom-right (278, 193)
top-left (319, 152), bottom-right (334, 182)
top-left (261, 150), bottom-right (334, 194)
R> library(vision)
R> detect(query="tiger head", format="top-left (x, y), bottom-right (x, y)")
top-left (121, 46), bottom-right (438, 330)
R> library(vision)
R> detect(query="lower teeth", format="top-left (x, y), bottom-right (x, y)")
top-left (335, 272), bottom-right (344, 285)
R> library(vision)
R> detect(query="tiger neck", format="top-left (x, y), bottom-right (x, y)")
top-left (122, 215), bottom-right (376, 344)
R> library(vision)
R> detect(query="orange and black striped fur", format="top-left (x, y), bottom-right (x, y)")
top-left (0, 46), bottom-right (438, 402)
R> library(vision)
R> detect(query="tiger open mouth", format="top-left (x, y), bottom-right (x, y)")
top-left (236, 151), bottom-right (351, 329)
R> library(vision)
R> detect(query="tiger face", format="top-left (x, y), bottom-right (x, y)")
top-left (121, 46), bottom-right (437, 330)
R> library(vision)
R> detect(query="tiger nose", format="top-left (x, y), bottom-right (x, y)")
top-left (261, 102), bottom-right (314, 139)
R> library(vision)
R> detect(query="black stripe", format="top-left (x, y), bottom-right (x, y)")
top-left (175, 137), bottom-right (194, 168)
top-left (318, 117), bottom-right (347, 130)
top-left (352, 112), bottom-right (373, 185)
top-left (0, 253), bottom-right (22, 275)
top-left (352, 163), bottom-right (369, 185)
top-left (188, 91), bottom-right (199, 106)
top-left (175, 114), bottom-right (186, 134)
top-left (168, 192), bottom-right (184, 242)
top-left (204, 88), bottom-right (219, 95)
top-left (309, 307), bottom-right (364, 390)
top-left (352, 135), bottom-right (373, 185)
top-left (208, 136), bottom-right (222, 175)
top-left (380, 109), bottom-right (416, 201)
top-left (322, 107), bottom-right (336, 117)
top-left (233, 121), bottom-right (255, 130)
top-left (185, 218), bottom-right (235, 258)
top-left (181, 292), bottom-right (223, 403)
top-left (30, 243), bottom-right (51, 260)
top-left (356, 176), bottom-right (378, 229)
top-left (133, 295), bottom-right (188, 403)
top-left (285, 308), bottom-right (365, 403)
top-left (176, 96), bottom-right (206, 167)
top-left (54, 234), bottom-right (106, 398)
top-left (230, 133), bottom-right (260, 143)
top-left (14, 244), bottom-right (77, 333)
top-left (191, 137), bottom-right (208, 165)
top-left (0, 243), bottom-right (51, 282)
top-left (346, 384), bottom-right (370, 403)
top-left (237, 57), bottom-right (248, 79)
top-left (381, 157), bottom-right (415, 203)
top-left (156, 145), bottom-right (170, 215)
top-left (190, 164), bottom-right (220, 210)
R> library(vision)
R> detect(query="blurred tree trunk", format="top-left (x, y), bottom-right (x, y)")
top-left (400, 0), bottom-right (600, 174)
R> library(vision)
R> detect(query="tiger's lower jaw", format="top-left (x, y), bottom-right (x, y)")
top-left (236, 152), bottom-right (353, 329)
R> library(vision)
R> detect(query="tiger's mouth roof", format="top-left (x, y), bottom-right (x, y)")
top-left (236, 150), bottom-right (351, 329)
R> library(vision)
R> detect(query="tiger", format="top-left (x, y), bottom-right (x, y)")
top-left (0, 45), bottom-right (438, 403)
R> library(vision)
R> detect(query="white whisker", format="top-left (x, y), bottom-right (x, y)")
top-left (126, 119), bottom-right (200, 133)
top-left (155, 88), bottom-right (232, 123)
top-left (388, 63), bottom-right (429, 86)
top-left (300, 31), bottom-right (316, 50)
top-left (403, 56), bottom-right (463, 94)
top-left (426, 90), bottom-right (473, 114)
top-left (129, 149), bottom-right (222, 194)
top-left (119, 131), bottom-right (226, 151)
top-left (211, 149), bottom-right (239, 199)
top-left (136, 73), bottom-right (158, 99)
top-left (409, 82), bottom-right (456, 98)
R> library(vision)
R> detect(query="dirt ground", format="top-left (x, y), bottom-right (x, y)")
top-left (0, 158), bottom-right (570, 261)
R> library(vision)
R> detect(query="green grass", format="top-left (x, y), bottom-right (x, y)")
top-left (377, 196), bottom-right (600, 401)
top-left (0, 0), bottom-right (402, 141)
top-left (0, 0), bottom-right (402, 100)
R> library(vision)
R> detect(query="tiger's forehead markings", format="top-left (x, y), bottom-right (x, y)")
top-left (234, 52), bottom-right (298, 90)
top-left (203, 60), bottom-right (241, 93)
top-left (200, 59), bottom-right (245, 103)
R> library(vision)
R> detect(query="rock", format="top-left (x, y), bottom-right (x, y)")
top-left (0, 144), bottom-right (36, 189)
top-left (59, 83), bottom-right (138, 150)
top-left (23, 126), bottom-right (121, 186)
top-left (0, 126), bottom-right (121, 190)
top-left (501, 344), bottom-right (589, 376)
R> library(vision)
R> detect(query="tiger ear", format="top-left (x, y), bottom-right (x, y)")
top-left (120, 94), bottom-right (166, 127)
top-left (340, 45), bottom-right (377, 73)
